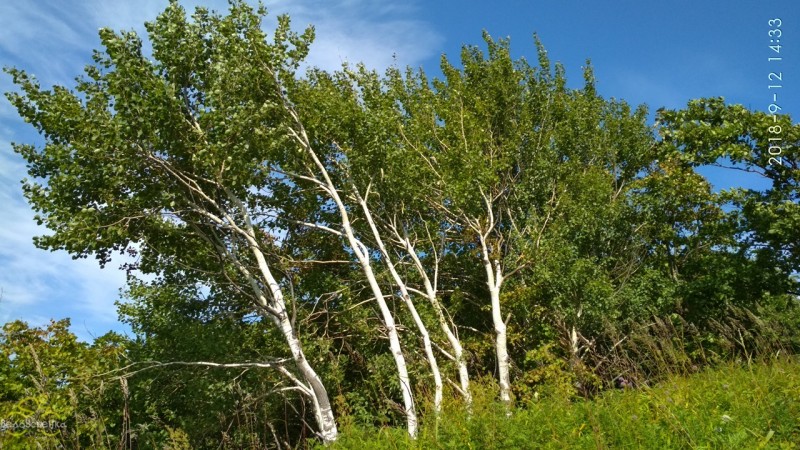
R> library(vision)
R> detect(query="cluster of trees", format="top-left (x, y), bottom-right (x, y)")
top-left (2, 1), bottom-right (797, 447)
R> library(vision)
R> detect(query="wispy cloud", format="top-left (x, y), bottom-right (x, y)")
top-left (268, 0), bottom-right (442, 71)
top-left (0, 141), bottom-right (129, 341)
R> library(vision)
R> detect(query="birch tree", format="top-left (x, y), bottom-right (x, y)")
top-left (292, 65), bottom-right (494, 415)
top-left (5, 2), bottom-right (341, 443)
top-left (388, 34), bottom-right (568, 405)
top-left (271, 103), bottom-right (421, 434)
top-left (386, 33), bottom-right (663, 405)
top-left (275, 66), bottom-right (440, 432)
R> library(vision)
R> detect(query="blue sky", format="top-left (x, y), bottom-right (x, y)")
top-left (0, 0), bottom-right (797, 341)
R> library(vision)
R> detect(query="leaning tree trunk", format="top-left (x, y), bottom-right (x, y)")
top-left (399, 231), bottom-right (472, 408)
top-left (171, 171), bottom-right (340, 444)
top-left (288, 137), bottom-right (418, 437)
top-left (336, 203), bottom-right (418, 437)
top-left (243, 219), bottom-right (339, 443)
top-left (275, 306), bottom-right (339, 443)
top-left (280, 82), bottom-right (418, 438)
top-left (358, 190), bottom-right (443, 414)
top-left (358, 258), bottom-right (419, 436)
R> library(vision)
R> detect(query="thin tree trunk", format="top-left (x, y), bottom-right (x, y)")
top-left (176, 176), bottom-right (340, 443)
top-left (358, 190), bottom-right (443, 413)
top-left (478, 233), bottom-right (511, 406)
top-left (354, 255), bottom-right (418, 436)
top-left (489, 280), bottom-right (511, 405)
top-left (290, 205), bottom-right (419, 437)
top-left (310, 179), bottom-right (418, 436)
top-left (280, 86), bottom-right (417, 438)
top-left (249, 240), bottom-right (339, 444)
top-left (276, 309), bottom-right (339, 444)
top-left (399, 231), bottom-right (472, 408)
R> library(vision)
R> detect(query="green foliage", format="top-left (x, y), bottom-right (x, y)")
top-left (117, 280), bottom-right (325, 448)
top-left (516, 344), bottom-right (578, 402)
top-left (0, 320), bottom-right (126, 448)
top-left (657, 97), bottom-right (799, 286)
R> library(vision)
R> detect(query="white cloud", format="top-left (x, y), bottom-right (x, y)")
top-left (0, 141), bottom-right (129, 341)
top-left (267, 0), bottom-right (442, 71)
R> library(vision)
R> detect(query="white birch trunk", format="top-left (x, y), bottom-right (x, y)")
top-left (401, 233), bottom-right (472, 408)
top-left (261, 259), bottom-right (339, 444)
top-left (358, 192), bottom-right (443, 413)
top-left (570, 325), bottom-right (579, 363)
top-left (488, 262), bottom-right (511, 405)
top-left (281, 87), bottom-right (417, 438)
top-left (246, 235), bottom-right (339, 444)
top-left (493, 301), bottom-right (511, 407)
top-left (353, 252), bottom-right (418, 436)
top-left (478, 233), bottom-right (511, 406)
top-left (150, 101), bottom-right (341, 442)
top-left (169, 176), bottom-right (340, 443)
top-left (569, 307), bottom-right (584, 367)
top-left (269, 307), bottom-right (338, 443)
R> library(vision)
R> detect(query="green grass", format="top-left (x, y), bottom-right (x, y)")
top-left (325, 358), bottom-right (800, 449)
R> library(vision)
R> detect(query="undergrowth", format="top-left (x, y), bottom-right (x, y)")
top-left (324, 357), bottom-right (800, 449)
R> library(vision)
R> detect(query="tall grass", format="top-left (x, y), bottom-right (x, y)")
top-left (326, 357), bottom-right (800, 449)
top-left (324, 307), bottom-right (800, 449)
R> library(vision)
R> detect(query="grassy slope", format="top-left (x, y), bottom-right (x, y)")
top-left (327, 358), bottom-right (800, 449)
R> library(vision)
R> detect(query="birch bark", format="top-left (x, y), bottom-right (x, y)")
top-left (145, 157), bottom-right (341, 444)
top-left (281, 108), bottom-right (418, 436)
top-left (396, 227), bottom-right (472, 408)
top-left (478, 235), bottom-right (511, 405)
top-left (357, 190), bottom-right (443, 413)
